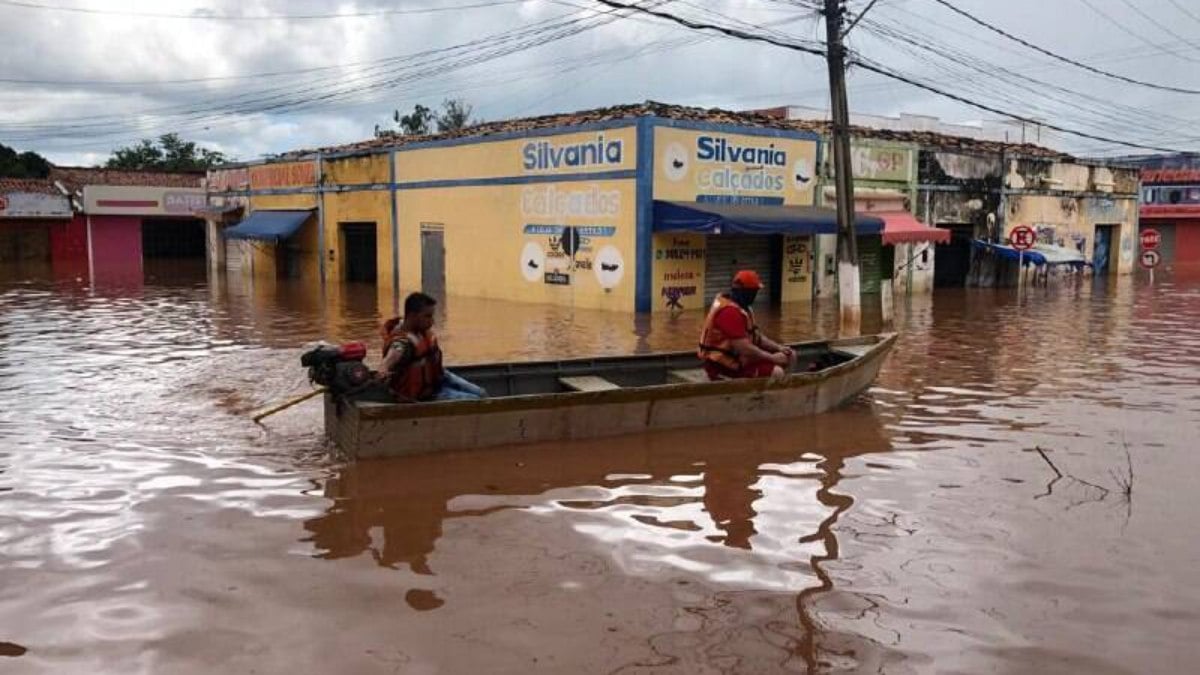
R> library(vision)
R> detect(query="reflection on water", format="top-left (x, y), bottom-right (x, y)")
top-left (1, 262), bottom-right (1199, 673)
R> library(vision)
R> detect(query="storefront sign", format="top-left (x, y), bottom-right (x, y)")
top-left (0, 192), bottom-right (72, 219)
top-left (84, 186), bottom-right (205, 216)
top-left (851, 144), bottom-right (914, 183)
top-left (544, 271), bottom-right (571, 285)
top-left (249, 161), bottom-right (316, 189)
top-left (208, 167), bottom-right (250, 192)
top-left (164, 191), bottom-right (208, 214)
top-left (654, 127), bottom-right (817, 206)
top-left (396, 127), bottom-right (638, 183)
top-left (1141, 168), bottom-right (1200, 184)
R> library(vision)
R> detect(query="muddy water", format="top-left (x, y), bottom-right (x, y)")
top-left (1, 265), bottom-right (1198, 674)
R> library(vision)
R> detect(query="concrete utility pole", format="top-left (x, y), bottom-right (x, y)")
top-left (824, 0), bottom-right (861, 331)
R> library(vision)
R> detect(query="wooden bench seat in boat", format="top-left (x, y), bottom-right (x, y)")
top-left (832, 343), bottom-right (873, 359)
top-left (667, 368), bottom-right (709, 384)
top-left (558, 375), bottom-right (621, 392)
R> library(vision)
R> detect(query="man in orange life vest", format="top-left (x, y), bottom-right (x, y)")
top-left (379, 292), bottom-right (487, 402)
top-left (698, 270), bottom-right (796, 380)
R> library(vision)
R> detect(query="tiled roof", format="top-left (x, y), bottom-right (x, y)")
top-left (278, 101), bottom-right (799, 159)
top-left (49, 166), bottom-right (204, 192)
top-left (0, 177), bottom-right (62, 195)
top-left (269, 100), bottom-right (1067, 162)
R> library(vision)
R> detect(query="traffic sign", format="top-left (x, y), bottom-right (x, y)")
top-left (1140, 249), bottom-right (1162, 269)
top-left (1140, 228), bottom-right (1162, 250)
top-left (0, 196), bottom-right (8, 213)
top-left (1010, 225), bottom-right (1036, 251)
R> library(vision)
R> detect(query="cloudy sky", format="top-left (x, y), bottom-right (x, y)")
top-left (2, 0), bottom-right (1198, 166)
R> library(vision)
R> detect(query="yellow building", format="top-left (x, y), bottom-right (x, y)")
top-left (206, 104), bottom-right (882, 314)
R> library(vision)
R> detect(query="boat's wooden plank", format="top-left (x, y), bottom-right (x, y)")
top-left (833, 343), bottom-right (873, 358)
top-left (667, 368), bottom-right (710, 384)
top-left (559, 375), bottom-right (621, 392)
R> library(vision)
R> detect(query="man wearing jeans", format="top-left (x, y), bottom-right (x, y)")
top-left (379, 292), bottom-right (487, 402)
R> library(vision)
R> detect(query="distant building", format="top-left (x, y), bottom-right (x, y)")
top-left (756, 106), bottom-right (1140, 289)
top-left (1102, 153), bottom-right (1200, 269)
top-left (0, 167), bottom-right (205, 284)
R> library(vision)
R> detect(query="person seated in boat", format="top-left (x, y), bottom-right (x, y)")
top-left (378, 292), bottom-right (488, 402)
top-left (698, 269), bottom-right (796, 381)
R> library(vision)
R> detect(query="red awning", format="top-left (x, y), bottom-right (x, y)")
top-left (879, 211), bottom-right (951, 245)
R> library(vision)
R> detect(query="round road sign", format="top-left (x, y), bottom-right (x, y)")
top-left (1140, 228), bottom-right (1162, 250)
top-left (1140, 249), bottom-right (1162, 269)
top-left (1010, 225), bottom-right (1036, 251)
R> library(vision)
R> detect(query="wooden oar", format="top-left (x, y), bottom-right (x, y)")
top-left (252, 388), bottom-right (326, 423)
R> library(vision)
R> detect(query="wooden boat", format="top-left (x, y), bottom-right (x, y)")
top-left (325, 333), bottom-right (897, 460)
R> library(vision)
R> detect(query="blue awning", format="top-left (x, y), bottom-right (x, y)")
top-left (222, 210), bottom-right (313, 242)
top-left (653, 200), bottom-right (884, 236)
top-left (970, 239), bottom-right (1092, 268)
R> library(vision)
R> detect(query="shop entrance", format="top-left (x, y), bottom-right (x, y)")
top-left (340, 222), bottom-right (377, 284)
top-left (143, 218), bottom-right (206, 259)
top-left (1093, 224), bottom-right (1116, 275)
top-left (704, 235), bottom-right (778, 306)
top-left (935, 224), bottom-right (975, 287)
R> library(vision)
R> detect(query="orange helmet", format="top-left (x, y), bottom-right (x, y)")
top-left (732, 269), bottom-right (763, 290)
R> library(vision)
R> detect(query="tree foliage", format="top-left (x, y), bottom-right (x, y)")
top-left (0, 143), bottom-right (52, 178)
top-left (105, 133), bottom-right (228, 171)
top-left (382, 98), bottom-right (478, 137)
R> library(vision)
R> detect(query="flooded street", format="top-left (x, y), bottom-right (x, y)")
top-left (2, 266), bottom-right (1199, 674)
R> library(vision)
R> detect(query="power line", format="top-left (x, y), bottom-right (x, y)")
top-left (1166, 0), bottom-right (1200, 25)
top-left (590, 0), bottom-right (1186, 152)
top-left (924, 0), bottom-right (1200, 95)
top-left (0, 0), bottom-right (526, 21)
top-left (1074, 0), bottom-right (1200, 65)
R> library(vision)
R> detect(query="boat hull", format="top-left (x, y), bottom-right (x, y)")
top-left (325, 333), bottom-right (895, 460)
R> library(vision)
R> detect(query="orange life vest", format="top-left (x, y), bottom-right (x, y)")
top-left (697, 294), bottom-right (761, 371)
top-left (386, 328), bottom-right (444, 402)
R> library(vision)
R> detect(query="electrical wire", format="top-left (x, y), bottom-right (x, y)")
top-left (0, 0), bottom-right (528, 21)
top-left (923, 0), bottom-right (1200, 95)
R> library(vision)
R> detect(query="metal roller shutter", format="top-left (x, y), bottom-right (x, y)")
top-left (225, 237), bottom-right (247, 273)
top-left (704, 235), bottom-right (775, 306)
top-left (857, 235), bottom-right (883, 294)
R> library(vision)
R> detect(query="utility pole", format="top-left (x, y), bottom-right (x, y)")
top-left (824, 0), bottom-right (861, 332)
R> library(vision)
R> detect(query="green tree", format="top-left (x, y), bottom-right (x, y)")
top-left (436, 98), bottom-right (475, 133)
top-left (0, 143), bottom-right (51, 178)
top-left (383, 99), bottom-right (478, 137)
top-left (105, 133), bottom-right (227, 171)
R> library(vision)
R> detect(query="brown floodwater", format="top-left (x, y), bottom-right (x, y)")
top-left (2, 262), bottom-right (1199, 674)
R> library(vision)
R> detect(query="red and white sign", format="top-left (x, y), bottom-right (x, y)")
top-left (1140, 249), bottom-right (1161, 269)
top-left (1140, 228), bottom-right (1162, 250)
top-left (0, 196), bottom-right (7, 212)
top-left (1010, 225), bottom-right (1036, 251)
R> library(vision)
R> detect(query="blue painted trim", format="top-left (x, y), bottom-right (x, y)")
top-left (640, 116), bottom-right (820, 142)
top-left (393, 119), bottom-right (640, 153)
top-left (395, 169), bottom-right (637, 190)
top-left (634, 118), bottom-right (655, 313)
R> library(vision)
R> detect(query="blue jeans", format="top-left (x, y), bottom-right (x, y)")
top-left (434, 370), bottom-right (487, 401)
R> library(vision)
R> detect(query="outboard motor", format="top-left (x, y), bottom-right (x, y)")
top-left (300, 341), bottom-right (373, 395)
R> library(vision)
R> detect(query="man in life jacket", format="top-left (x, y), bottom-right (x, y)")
top-left (698, 269), bottom-right (796, 381)
top-left (379, 292), bottom-right (487, 402)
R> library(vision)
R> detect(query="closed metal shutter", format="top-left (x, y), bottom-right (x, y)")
top-left (225, 237), bottom-right (247, 273)
top-left (1154, 223), bottom-right (1177, 264)
top-left (857, 235), bottom-right (883, 294)
top-left (704, 235), bottom-right (774, 306)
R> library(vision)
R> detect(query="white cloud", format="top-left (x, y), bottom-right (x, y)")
top-left (1, 0), bottom-right (1198, 166)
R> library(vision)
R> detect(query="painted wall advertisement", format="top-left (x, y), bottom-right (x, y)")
top-left (83, 186), bottom-right (207, 216)
top-left (653, 127), bottom-right (818, 206)
top-left (0, 192), bottom-right (71, 219)
top-left (780, 234), bottom-right (813, 303)
top-left (850, 144), bottom-right (914, 183)
top-left (517, 186), bottom-right (625, 291)
top-left (651, 233), bottom-right (706, 312)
